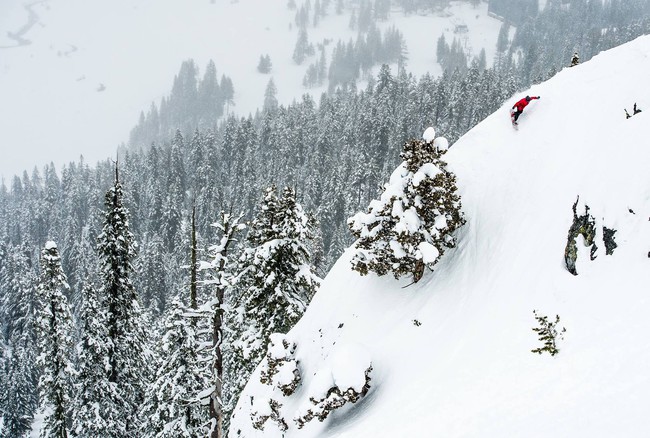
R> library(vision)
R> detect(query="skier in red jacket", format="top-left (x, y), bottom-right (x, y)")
top-left (511, 95), bottom-right (540, 125)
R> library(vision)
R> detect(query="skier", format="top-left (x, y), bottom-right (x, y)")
top-left (511, 95), bottom-right (540, 125)
top-left (570, 52), bottom-right (580, 67)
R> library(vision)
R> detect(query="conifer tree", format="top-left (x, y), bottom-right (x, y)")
top-left (349, 128), bottom-right (465, 283)
top-left (70, 283), bottom-right (114, 438)
top-left (96, 164), bottom-right (148, 436)
top-left (140, 297), bottom-right (209, 438)
top-left (35, 241), bottom-right (73, 438)
top-left (226, 186), bottom-right (320, 427)
top-left (0, 332), bottom-right (7, 418)
top-left (292, 29), bottom-right (312, 65)
top-left (2, 335), bottom-right (38, 437)
top-left (0, 243), bottom-right (39, 437)
top-left (257, 54), bottom-right (272, 74)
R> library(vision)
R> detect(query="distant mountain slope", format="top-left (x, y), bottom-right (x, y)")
top-left (230, 34), bottom-right (650, 437)
top-left (0, 0), bottom-right (502, 178)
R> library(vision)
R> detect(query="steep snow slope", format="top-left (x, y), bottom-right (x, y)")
top-left (230, 35), bottom-right (650, 438)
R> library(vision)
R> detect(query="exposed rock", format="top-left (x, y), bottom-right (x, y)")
top-left (602, 226), bottom-right (618, 255)
top-left (564, 197), bottom-right (598, 275)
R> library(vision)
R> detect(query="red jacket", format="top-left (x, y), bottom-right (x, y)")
top-left (513, 96), bottom-right (539, 112)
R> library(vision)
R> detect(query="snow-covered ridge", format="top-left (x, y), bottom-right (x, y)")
top-left (230, 35), bottom-right (650, 437)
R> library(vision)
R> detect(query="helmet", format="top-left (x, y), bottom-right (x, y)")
top-left (525, 96), bottom-right (531, 102)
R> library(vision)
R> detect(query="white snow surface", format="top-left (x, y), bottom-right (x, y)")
top-left (0, 0), bottom-right (502, 179)
top-left (231, 35), bottom-right (650, 437)
top-left (422, 126), bottom-right (436, 142)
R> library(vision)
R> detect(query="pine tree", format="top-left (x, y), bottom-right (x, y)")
top-left (0, 331), bottom-right (7, 419)
top-left (263, 78), bottom-right (279, 113)
top-left (226, 186), bottom-right (319, 426)
top-left (0, 243), bottom-right (39, 437)
top-left (96, 164), bottom-right (148, 436)
top-left (140, 297), bottom-right (209, 438)
top-left (2, 335), bottom-right (38, 437)
top-left (257, 54), bottom-right (272, 74)
top-left (35, 241), bottom-right (73, 438)
top-left (292, 29), bottom-right (312, 65)
top-left (70, 283), bottom-right (114, 438)
top-left (198, 59), bottom-right (222, 126)
top-left (349, 128), bottom-right (465, 283)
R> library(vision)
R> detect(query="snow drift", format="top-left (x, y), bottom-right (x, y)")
top-left (230, 35), bottom-right (650, 437)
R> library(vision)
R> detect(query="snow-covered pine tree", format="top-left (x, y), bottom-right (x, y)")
top-left (2, 335), bottom-right (38, 437)
top-left (140, 297), bottom-right (209, 438)
top-left (70, 283), bottom-right (114, 438)
top-left (238, 185), bottom-right (320, 335)
top-left (0, 332), bottom-right (6, 416)
top-left (96, 164), bottom-right (149, 436)
top-left (348, 128), bottom-right (465, 283)
top-left (0, 243), bottom-right (39, 437)
top-left (225, 186), bottom-right (320, 426)
top-left (35, 241), bottom-right (73, 438)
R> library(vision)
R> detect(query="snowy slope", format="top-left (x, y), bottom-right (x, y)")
top-left (0, 0), bottom-right (502, 179)
top-left (230, 35), bottom-right (650, 438)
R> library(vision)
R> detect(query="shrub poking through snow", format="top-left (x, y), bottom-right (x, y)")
top-left (259, 334), bottom-right (301, 397)
top-left (251, 397), bottom-right (288, 432)
top-left (564, 197), bottom-right (598, 275)
top-left (531, 310), bottom-right (566, 357)
top-left (348, 127), bottom-right (465, 282)
top-left (294, 365), bottom-right (373, 429)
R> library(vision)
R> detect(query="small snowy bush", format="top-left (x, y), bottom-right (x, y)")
top-left (531, 310), bottom-right (566, 357)
top-left (251, 397), bottom-right (288, 432)
top-left (259, 334), bottom-right (301, 397)
top-left (294, 365), bottom-right (372, 429)
top-left (348, 127), bottom-right (465, 282)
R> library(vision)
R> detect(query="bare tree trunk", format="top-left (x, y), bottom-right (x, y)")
top-left (210, 212), bottom-right (241, 438)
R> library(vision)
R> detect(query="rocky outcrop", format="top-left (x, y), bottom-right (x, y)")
top-left (564, 197), bottom-right (597, 275)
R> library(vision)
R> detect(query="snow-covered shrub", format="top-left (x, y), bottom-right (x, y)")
top-left (564, 197), bottom-right (597, 275)
top-left (348, 127), bottom-right (465, 282)
top-left (251, 398), bottom-right (288, 432)
top-left (294, 365), bottom-right (373, 429)
top-left (531, 310), bottom-right (566, 357)
top-left (259, 334), bottom-right (301, 397)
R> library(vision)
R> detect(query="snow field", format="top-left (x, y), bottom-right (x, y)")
top-left (232, 35), bottom-right (650, 437)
